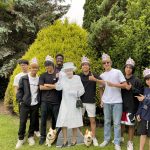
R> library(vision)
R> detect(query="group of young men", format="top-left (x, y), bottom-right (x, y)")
top-left (13, 53), bottom-right (150, 150)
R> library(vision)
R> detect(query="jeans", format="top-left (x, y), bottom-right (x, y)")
top-left (103, 103), bottom-right (122, 145)
top-left (40, 102), bottom-right (60, 138)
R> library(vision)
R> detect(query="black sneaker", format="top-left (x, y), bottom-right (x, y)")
top-left (39, 137), bottom-right (45, 145)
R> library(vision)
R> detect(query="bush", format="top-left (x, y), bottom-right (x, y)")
top-left (4, 20), bottom-right (102, 114)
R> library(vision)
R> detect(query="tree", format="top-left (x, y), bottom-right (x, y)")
top-left (82, 0), bottom-right (103, 31)
top-left (4, 20), bottom-right (102, 114)
top-left (0, 0), bottom-right (69, 98)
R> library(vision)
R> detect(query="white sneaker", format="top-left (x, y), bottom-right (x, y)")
top-left (112, 137), bottom-right (124, 143)
top-left (115, 144), bottom-right (121, 150)
top-left (93, 137), bottom-right (98, 146)
top-left (15, 139), bottom-right (24, 149)
top-left (99, 141), bottom-right (109, 147)
top-left (28, 137), bottom-right (35, 146)
top-left (127, 141), bottom-right (133, 150)
top-left (34, 131), bottom-right (40, 137)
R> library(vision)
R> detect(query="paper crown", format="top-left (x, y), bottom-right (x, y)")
top-left (45, 55), bottom-right (54, 62)
top-left (30, 57), bottom-right (38, 65)
top-left (61, 62), bottom-right (76, 71)
top-left (102, 53), bottom-right (111, 61)
top-left (81, 56), bottom-right (90, 64)
top-left (126, 57), bottom-right (135, 66)
top-left (143, 68), bottom-right (150, 77)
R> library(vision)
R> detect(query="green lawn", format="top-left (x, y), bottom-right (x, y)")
top-left (0, 114), bottom-right (148, 150)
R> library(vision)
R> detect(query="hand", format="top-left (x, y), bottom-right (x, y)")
top-left (125, 82), bottom-right (132, 90)
top-left (135, 94), bottom-right (145, 101)
top-left (100, 101), bottom-right (104, 108)
top-left (136, 115), bottom-right (141, 122)
top-left (56, 73), bottom-right (59, 78)
top-left (89, 75), bottom-right (97, 82)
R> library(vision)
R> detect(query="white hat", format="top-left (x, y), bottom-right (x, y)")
top-left (45, 55), bottom-right (54, 62)
top-left (102, 53), bottom-right (111, 61)
top-left (30, 57), bottom-right (38, 65)
top-left (126, 57), bottom-right (135, 66)
top-left (61, 62), bottom-right (76, 71)
top-left (81, 56), bottom-right (90, 64)
top-left (143, 68), bottom-right (150, 78)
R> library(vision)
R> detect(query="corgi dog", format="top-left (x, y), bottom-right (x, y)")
top-left (84, 129), bottom-right (92, 147)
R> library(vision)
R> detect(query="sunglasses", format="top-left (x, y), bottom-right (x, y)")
top-left (103, 62), bottom-right (110, 65)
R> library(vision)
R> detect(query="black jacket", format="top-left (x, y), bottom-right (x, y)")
top-left (16, 75), bottom-right (40, 106)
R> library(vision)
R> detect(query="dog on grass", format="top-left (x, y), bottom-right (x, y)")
top-left (45, 128), bottom-right (57, 147)
top-left (84, 129), bottom-right (92, 147)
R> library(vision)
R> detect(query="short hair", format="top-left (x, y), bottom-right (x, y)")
top-left (55, 54), bottom-right (64, 59)
top-left (44, 61), bottom-right (54, 68)
top-left (18, 59), bottom-right (29, 65)
top-left (144, 74), bottom-right (150, 80)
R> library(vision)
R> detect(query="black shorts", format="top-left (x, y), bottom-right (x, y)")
top-left (138, 119), bottom-right (150, 137)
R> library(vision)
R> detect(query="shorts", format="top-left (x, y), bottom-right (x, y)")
top-left (82, 103), bottom-right (96, 117)
top-left (138, 119), bottom-right (150, 137)
top-left (121, 112), bottom-right (135, 126)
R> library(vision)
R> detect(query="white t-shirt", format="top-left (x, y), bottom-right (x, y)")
top-left (13, 72), bottom-right (27, 87)
top-left (28, 73), bottom-right (39, 106)
top-left (100, 68), bottom-right (126, 104)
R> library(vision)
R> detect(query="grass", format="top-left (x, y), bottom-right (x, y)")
top-left (0, 114), bottom-right (149, 150)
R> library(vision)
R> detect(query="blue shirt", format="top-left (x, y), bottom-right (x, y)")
top-left (136, 87), bottom-right (150, 121)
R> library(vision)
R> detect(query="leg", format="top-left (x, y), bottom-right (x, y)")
top-left (121, 124), bottom-right (125, 138)
top-left (40, 102), bottom-right (48, 139)
top-left (34, 106), bottom-right (39, 132)
top-left (103, 103), bottom-right (112, 142)
top-left (18, 103), bottom-right (29, 140)
top-left (140, 135), bottom-right (146, 150)
top-left (149, 138), bottom-right (150, 150)
top-left (89, 117), bottom-right (96, 137)
top-left (112, 103), bottom-right (122, 146)
top-left (28, 105), bottom-right (39, 138)
top-left (62, 127), bottom-right (67, 144)
top-left (128, 125), bottom-right (134, 141)
top-left (72, 128), bottom-right (77, 144)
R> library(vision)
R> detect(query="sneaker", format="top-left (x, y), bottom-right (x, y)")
top-left (99, 141), bottom-right (109, 147)
top-left (115, 144), bottom-right (121, 150)
top-left (15, 139), bottom-right (24, 149)
top-left (127, 141), bottom-right (133, 150)
top-left (28, 137), bottom-right (35, 146)
top-left (39, 137), bottom-right (46, 145)
top-left (112, 137), bottom-right (124, 144)
top-left (34, 131), bottom-right (40, 137)
top-left (93, 137), bottom-right (98, 146)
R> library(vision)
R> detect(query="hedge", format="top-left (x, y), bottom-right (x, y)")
top-left (4, 20), bottom-right (102, 114)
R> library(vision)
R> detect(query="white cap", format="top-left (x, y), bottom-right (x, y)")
top-left (30, 57), bottom-right (38, 65)
top-left (61, 62), bottom-right (76, 71)
top-left (143, 68), bottom-right (150, 78)
top-left (45, 55), bottom-right (54, 62)
top-left (102, 53), bottom-right (111, 61)
top-left (81, 56), bottom-right (90, 64)
top-left (126, 57), bottom-right (135, 66)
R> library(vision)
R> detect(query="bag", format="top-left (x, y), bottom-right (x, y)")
top-left (76, 97), bottom-right (83, 108)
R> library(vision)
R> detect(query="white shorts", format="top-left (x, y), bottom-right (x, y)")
top-left (82, 103), bottom-right (96, 117)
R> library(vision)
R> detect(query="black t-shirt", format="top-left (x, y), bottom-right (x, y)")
top-left (79, 72), bottom-right (101, 103)
top-left (121, 75), bottom-right (143, 113)
top-left (39, 72), bottom-right (60, 104)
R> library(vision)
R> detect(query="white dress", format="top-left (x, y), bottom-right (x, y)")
top-left (56, 75), bottom-right (85, 128)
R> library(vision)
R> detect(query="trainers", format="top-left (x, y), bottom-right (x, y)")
top-left (127, 141), bottom-right (133, 150)
top-left (115, 144), bottom-right (121, 150)
top-left (99, 141), bottom-right (109, 147)
top-left (15, 139), bottom-right (24, 149)
top-left (112, 137), bottom-right (124, 144)
top-left (34, 131), bottom-right (40, 137)
top-left (93, 137), bottom-right (98, 146)
top-left (28, 137), bottom-right (35, 146)
top-left (39, 137), bottom-right (46, 145)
